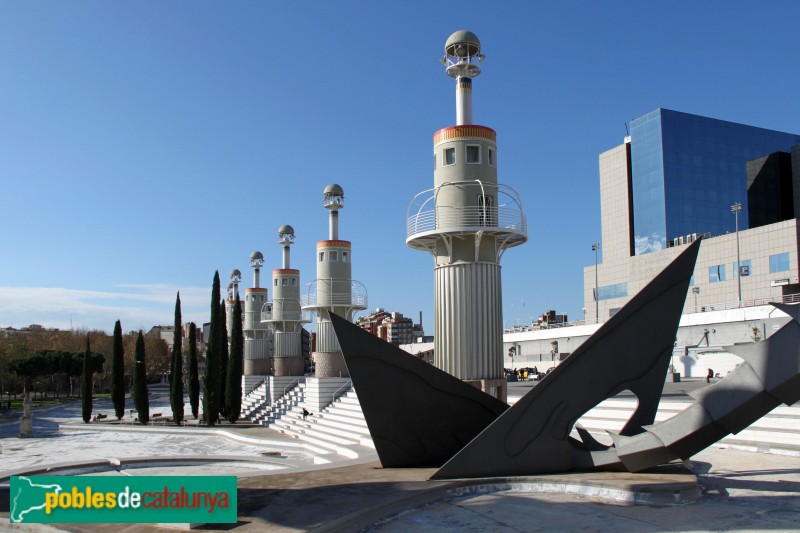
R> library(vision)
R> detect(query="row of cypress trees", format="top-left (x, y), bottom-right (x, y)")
top-left (203, 271), bottom-right (244, 426)
top-left (103, 298), bottom-right (203, 425)
top-left (86, 275), bottom-right (241, 427)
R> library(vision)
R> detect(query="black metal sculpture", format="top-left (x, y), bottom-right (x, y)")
top-left (432, 239), bottom-right (700, 478)
top-left (332, 237), bottom-right (800, 478)
top-left (329, 312), bottom-right (507, 467)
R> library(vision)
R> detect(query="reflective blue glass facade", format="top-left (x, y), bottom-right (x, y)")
top-left (630, 109), bottom-right (800, 255)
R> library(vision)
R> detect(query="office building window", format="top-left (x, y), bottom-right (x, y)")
top-left (595, 282), bottom-right (628, 301)
top-left (466, 145), bottom-right (481, 164)
top-left (769, 252), bottom-right (790, 273)
top-left (709, 264), bottom-right (726, 283)
top-left (444, 147), bottom-right (455, 166)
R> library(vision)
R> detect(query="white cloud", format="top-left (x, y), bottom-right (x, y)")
top-left (0, 284), bottom-right (212, 333)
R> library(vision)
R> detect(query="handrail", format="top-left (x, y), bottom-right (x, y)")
top-left (253, 376), bottom-right (268, 391)
top-left (283, 377), bottom-right (302, 397)
top-left (301, 279), bottom-right (368, 309)
top-left (406, 181), bottom-right (527, 240)
top-left (331, 380), bottom-right (352, 406)
top-left (261, 300), bottom-right (313, 322)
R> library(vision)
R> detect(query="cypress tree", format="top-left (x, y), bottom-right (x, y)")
top-left (81, 336), bottom-right (93, 423)
top-left (226, 295), bottom-right (244, 423)
top-left (204, 271), bottom-right (221, 426)
top-left (111, 320), bottom-right (125, 420)
top-left (170, 292), bottom-right (184, 425)
top-left (218, 300), bottom-right (229, 420)
top-left (188, 322), bottom-right (200, 419)
top-left (132, 330), bottom-right (150, 424)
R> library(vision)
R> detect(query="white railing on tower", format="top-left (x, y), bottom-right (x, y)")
top-left (406, 182), bottom-right (527, 239)
top-left (301, 279), bottom-right (368, 309)
top-left (260, 301), bottom-right (313, 322)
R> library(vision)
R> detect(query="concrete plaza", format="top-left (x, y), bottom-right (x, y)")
top-left (1, 383), bottom-right (799, 532)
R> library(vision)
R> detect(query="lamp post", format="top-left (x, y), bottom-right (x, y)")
top-left (592, 243), bottom-right (600, 323)
top-left (731, 202), bottom-right (742, 307)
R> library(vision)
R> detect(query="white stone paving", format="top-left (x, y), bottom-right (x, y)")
top-left (0, 394), bottom-right (313, 478)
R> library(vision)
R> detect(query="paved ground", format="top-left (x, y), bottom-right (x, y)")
top-left (1, 379), bottom-right (799, 532)
top-left (3, 447), bottom-right (798, 532)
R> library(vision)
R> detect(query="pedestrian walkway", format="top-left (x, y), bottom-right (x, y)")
top-left (1, 380), bottom-right (799, 532)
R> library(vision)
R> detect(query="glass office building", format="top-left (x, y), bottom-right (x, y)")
top-left (629, 109), bottom-right (800, 255)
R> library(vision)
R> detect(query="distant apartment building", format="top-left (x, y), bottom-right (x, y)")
top-left (147, 325), bottom-right (178, 351)
top-left (584, 109), bottom-right (800, 320)
top-left (356, 309), bottom-right (424, 346)
top-left (0, 324), bottom-right (59, 335)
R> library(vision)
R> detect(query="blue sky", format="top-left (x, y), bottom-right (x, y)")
top-left (1, 2), bottom-right (799, 334)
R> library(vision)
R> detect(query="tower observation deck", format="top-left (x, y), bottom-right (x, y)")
top-left (406, 31), bottom-right (528, 402)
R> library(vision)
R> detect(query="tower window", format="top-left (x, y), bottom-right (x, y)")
top-left (292, 278), bottom-right (297, 286)
top-left (466, 145), bottom-right (481, 164)
top-left (433, 153), bottom-right (437, 170)
top-left (274, 279), bottom-right (278, 286)
top-left (444, 147), bottom-right (456, 166)
top-left (330, 251), bottom-right (339, 261)
top-left (282, 278), bottom-right (288, 286)
top-left (488, 147), bottom-right (496, 167)
top-left (342, 251), bottom-right (349, 262)
top-left (319, 251), bottom-right (325, 262)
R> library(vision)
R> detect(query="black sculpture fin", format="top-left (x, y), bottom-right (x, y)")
top-left (432, 239), bottom-right (700, 479)
top-left (329, 312), bottom-right (508, 468)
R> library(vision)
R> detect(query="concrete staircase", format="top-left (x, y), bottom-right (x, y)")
top-left (241, 380), bottom-right (270, 421)
top-left (250, 381), bottom-right (306, 426)
top-left (269, 389), bottom-right (374, 459)
top-left (572, 398), bottom-right (800, 455)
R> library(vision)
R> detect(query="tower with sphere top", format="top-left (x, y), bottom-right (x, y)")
top-left (302, 184), bottom-right (367, 379)
top-left (406, 31), bottom-right (527, 402)
top-left (263, 225), bottom-right (309, 377)
top-left (243, 251), bottom-right (273, 376)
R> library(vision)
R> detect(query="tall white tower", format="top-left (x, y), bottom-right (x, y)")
top-left (302, 184), bottom-right (367, 378)
top-left (263, 225), bottom-right (309, 376)
top-left (244, 251), bottom-right (273, 375)
top-left (406, 31), bottom-right (527, 402)
top-left (226, 269), bottom-right (243, 342)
